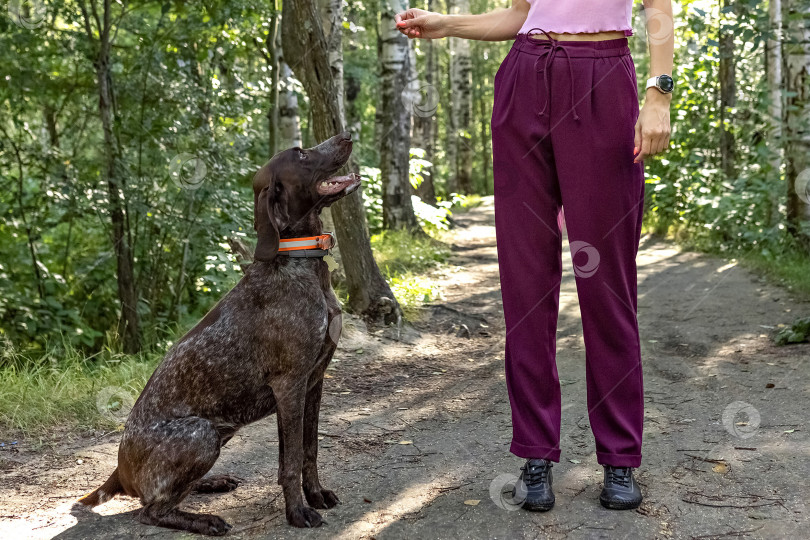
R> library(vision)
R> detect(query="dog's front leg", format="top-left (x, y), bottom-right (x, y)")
top-left (302, 378), bottom-right (339, 509)
top-left (274, 378), bottom-right (323, 528)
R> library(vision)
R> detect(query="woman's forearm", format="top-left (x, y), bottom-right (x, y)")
top-left (643, 0), bottom-right (675, 101)
top-left (443, 2), bottom-right (529, 42)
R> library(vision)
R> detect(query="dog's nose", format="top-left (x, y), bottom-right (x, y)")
top-left (339, 131), bottom-right (352, 142)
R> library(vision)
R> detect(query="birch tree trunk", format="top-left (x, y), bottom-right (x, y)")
top-left (783, 0), bottom-right (810, 243)
top-left (413, 0), bottom-right (438, 205)
top-left (767, 0), bottom-right (782, 227)
top-left (448, 0), bottom-right (473, 194)
top-left (379, 0), bottom-right (420, 230)
top-left (79, 0), bottom-right (141, 353)
top-left (282, 0), bottom-right (402, 326)
top-left (277, 59), bottom-right (302, 149)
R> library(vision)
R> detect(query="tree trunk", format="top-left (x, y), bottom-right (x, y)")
top-left (767, 0), bottom-right (783, 227)
top-left (718, 0), bottom-right (737, 179)
top-left (267, 4), bottom-right (281, 157)
top-left (278, 60), bottom-right (303, 149)
top-left (282, 0), bottom-right (402, 326)
top-left (317, 0), bottom-right (345, 240)
top-left (320, 0), bottom-right (345, 124)
top-left (379, 0), bottom-right (420, 230)
top-left (80, 0), bottom-right (141, 353)
top-left (479, 86), bottom-right (491, 195)
top-left (413, 0), bottom-right (438, 205)
top-left (783, 0), bottom-right (810, 243)
top-left (448, 0), bottom-right (473, 194)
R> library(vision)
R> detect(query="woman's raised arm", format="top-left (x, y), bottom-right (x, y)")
top-left (395, 0), bottom-right (530, 42)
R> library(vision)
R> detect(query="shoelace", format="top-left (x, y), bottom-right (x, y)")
top-left (605, 466), bottom-right (632, 488)
top-left (521, 461), bottom-right (551, 485)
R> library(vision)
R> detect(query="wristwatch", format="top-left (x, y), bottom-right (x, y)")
top-left (646, 74), bottom-right (674, 94)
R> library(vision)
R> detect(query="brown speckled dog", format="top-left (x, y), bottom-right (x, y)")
top-left (79, 132), bottom-right (360, 535)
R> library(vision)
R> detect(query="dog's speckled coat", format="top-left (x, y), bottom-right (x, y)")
top-left (79, 132), bottom-right (361, 536)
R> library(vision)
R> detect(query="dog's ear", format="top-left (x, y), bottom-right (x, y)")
top-left (254, 177), bottom-right (290, 262)
top-left (254, 184), bottom-right (279, 261)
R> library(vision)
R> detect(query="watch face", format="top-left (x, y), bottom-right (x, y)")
top-left (658, 74), bottom-right (674, 93)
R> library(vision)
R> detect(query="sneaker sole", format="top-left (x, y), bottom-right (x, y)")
top-left (599, 494), bottom-right (641, 510)
top-left (521, 499), bottom-right (555, 512)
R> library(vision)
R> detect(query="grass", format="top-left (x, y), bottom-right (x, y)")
top-left (369, 229), bottom-right (452, 319)
top-left (733, 249), bottom-right (810, 300)
top-left (0, 341), bottom-right (161, 438)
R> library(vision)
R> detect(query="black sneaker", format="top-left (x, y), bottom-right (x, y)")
top-left (599, 465), bottom-right (642, 510)
top-left (513, 459), bottom-right (555, 512)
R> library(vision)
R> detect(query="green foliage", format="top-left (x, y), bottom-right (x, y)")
top-left (642, 1), bottom-right (804, 266)
top-left (369, 229), bottom-right (450, 316)
top-left (774, 317), bottom-right (810, 346)
top-left (371, 229), bottom-right (451, 275)
top-left (361, 148), bottom-right (466, 234)
top-left (0, 1), bottom-right (273, 353)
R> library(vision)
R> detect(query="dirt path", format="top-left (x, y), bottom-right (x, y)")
top-left (2, 197), bottom-right (808, 539)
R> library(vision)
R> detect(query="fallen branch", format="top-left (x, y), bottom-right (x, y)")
top-left (681, 497), bottom-right (780, 509)
top-left (437, 481), bottom-right (473, 493)
top-left (685, 454), bottom-right (726, 464)
top-left (691, 526), bottom-right (764, 539)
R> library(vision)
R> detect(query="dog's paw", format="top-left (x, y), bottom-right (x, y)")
top-left (194, 514), bottom-right (232, 536)
top-left (193, 474), bottom-right (243, 493)
top-left (305, 487), bottom-right (340, 509)
top-left (286, 505), bottom-right (323, 528)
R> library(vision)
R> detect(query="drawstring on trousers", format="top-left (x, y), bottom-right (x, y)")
top-left (526, 28), bottom-right (580, 121)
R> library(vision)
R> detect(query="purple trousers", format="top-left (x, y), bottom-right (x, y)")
top-left (491, 33), bottom-right (645, 468)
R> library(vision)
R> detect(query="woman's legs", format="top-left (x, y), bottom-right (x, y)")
top-left (492, 36), bottom-right (645, 468)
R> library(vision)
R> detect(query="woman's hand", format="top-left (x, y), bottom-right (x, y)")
top-left (395, 8), bottom-right (448, 40)
top-left (634, 90), bottom-right (671, 163)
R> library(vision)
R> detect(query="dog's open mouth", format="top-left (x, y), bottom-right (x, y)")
top-left (317, 173), bottom-right (361, 196)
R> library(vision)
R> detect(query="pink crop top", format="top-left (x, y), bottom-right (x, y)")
top-left (517, 0), bottom-right (635, 37)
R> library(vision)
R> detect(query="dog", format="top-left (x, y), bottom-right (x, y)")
top-left (78, 132), bottom-right (361, 535)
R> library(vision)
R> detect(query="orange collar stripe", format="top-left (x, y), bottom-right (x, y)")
top-left (278, 233), bottom-right (334, 252)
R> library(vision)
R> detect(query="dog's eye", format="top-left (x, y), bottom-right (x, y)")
top-left (298, 150), bottom-right (307, 161)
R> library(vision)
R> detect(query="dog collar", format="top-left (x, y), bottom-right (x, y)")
top-left (277, 233), bottom-right (335, 258)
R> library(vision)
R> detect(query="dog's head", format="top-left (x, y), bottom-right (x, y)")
top-left (252, 132), bottom-right (360, 262)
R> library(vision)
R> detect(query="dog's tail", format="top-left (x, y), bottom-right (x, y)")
top-left (78, 467), bottom-right (124, 507)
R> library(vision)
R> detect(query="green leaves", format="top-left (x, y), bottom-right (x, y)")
top-left (0, 0), bottom-right (268, 354)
